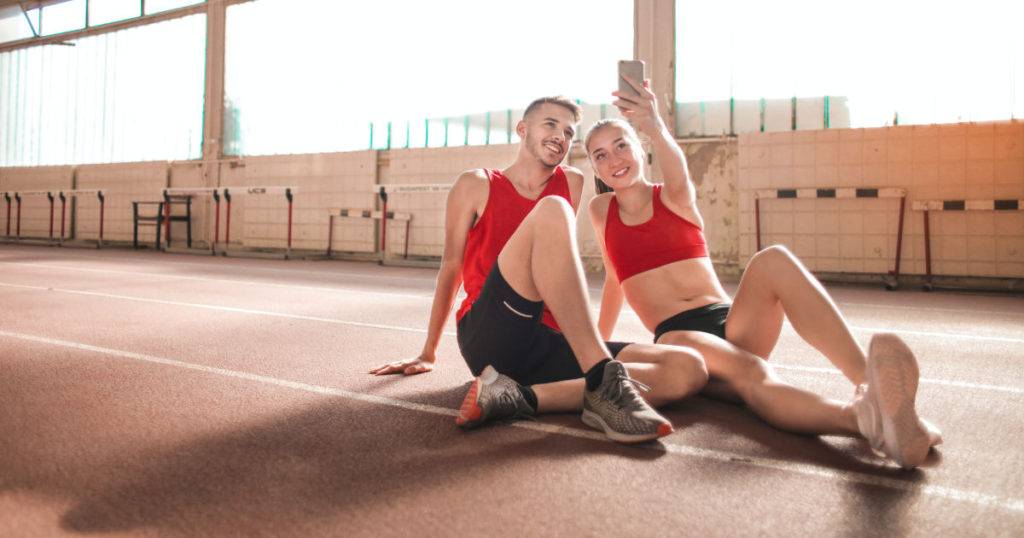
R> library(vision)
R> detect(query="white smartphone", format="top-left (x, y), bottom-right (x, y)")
top-left (618, 60), bottom-right (645, 97)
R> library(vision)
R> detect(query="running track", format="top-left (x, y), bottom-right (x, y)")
top-left (1, 244), bottom-right (1022, 536)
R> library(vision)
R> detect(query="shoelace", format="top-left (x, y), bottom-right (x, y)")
top-left (604, 374), bottom-right (652, 412)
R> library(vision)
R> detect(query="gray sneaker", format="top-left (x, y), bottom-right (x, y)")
top-left (582, 360), bottom-right (673, 443)
top-left (456, 365), bottom-right (536, 429)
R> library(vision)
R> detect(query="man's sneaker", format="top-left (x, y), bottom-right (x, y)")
top-left (456, 365), bottom-right (535, 429)
top-left (852, 333), bottom-right (932, 468)
top-left (582, 360), bottom-right (673, 444)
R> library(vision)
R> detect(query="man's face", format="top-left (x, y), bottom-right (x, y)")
top-left (519, 104), bottom-right (578, 168)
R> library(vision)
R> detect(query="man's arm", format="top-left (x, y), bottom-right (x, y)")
top-left (369, 170), bottom-right (486, 375)
top-left (588, 193), bottom-right (624, 340)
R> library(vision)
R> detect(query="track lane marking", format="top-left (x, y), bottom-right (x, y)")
top-left (2, 253), bottom-right (1021, 319)
top-left (1, 267), bottom-right (1021, 344)
top-left (2, 328), bottom-right (1022, 515)
top-left (2, 281), bottom-right (1023, 395)
top-left (0, 281), bottom-right (453, 336)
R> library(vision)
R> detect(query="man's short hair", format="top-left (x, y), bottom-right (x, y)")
top-left (523, 96), bottom-right (582, 123)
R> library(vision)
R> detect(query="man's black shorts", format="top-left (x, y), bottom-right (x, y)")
top-left (456, 265), bottom-right (629, 386)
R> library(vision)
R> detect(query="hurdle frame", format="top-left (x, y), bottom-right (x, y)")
top-left (5, 190), bottom-right (59, 244)
top-left (755, 187), bottom-right (908, 290)
top-left (327, 208), bottom-right (412, 259)
top-left (163, 187), bottom-right (220, 253)
top-left (219, 186), bottom-right (297, 258)
top-left (912, 199), bottom-right (1023, 291)
top-left (58, 189), bottom-right (106, 247)
top-left (373, 183), bottom-right (451, 263)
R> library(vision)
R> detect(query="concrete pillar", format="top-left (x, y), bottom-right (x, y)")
top-left (202, 0), bottom-right (228, 186)
top-left (634, 0), bottom-right (676, 136)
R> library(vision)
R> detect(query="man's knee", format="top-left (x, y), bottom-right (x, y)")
top-left (662, 346), bottom-right (709, 400)
top-left (531, 195), bottom-right (574, 225)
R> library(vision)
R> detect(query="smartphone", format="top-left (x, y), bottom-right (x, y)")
top-left (618, 60), bottom-right (645, 97)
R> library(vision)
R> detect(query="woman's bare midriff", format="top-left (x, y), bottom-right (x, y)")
top-left (620, 257), bottom-right (731, 333)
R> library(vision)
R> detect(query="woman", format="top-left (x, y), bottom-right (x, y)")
top-left (585, 77), bottom-right (940, 467)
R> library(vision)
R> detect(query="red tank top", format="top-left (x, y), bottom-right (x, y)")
top-left (457, 167), bottom-right (571, 330)
top-left (604, 184), bottom-right (708, 283)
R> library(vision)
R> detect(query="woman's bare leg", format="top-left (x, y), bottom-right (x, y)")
top-left (725, 245), bottom-right (866, 385)
top-left (659, 330), bottom-right (860, 436)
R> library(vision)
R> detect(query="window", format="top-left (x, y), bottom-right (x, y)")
top-left (224, 0), bottom-right (632, 156)
top-left (676, 0), bottom-right (1024, 136)
top-left (0, 14), bottom-right (206, 166)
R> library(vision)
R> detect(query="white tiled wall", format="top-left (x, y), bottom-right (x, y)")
top-left (2, 121), bottom-right (1019, 281)
top-left (739, 121), bottom-right (1024, 278)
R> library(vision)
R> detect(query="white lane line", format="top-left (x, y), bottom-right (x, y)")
top-left (839, 301), bottom-right (1024, 318)
top-left (4, 254), bottom-right (1021, 320)
top-left (2, 328), bottom-right (1022, 515)
top-left (848, 325), bottom-right (1024, 345)
top-left (0, 249), bottom-right (438, 283)
top-left (3, 261), bottom-right (1023, 345)
top-left (3, 281), bottom-right (1023, 395)
top-left (0, 261), bottom-right (436, 301)
top-left (773, 364), bottom-right (1024, 396)
top-left (0, 282), bottom-right (454, 337)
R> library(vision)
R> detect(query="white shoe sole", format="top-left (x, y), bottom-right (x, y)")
top-left (580, 409), bottom-right (662, 444)
top-left (868, 334), bottom-right (931, 468)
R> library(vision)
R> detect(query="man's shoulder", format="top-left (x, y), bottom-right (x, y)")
top-left (452, 168), bottom-right (490, 192)
top-left (446, 169), bottom-right (491, 209)
top-left (560, 165), bottom-right (585, 185)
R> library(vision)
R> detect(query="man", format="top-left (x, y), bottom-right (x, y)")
top-left (370, 97), bottom-right (706, 443)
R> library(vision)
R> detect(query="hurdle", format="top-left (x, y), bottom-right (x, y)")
top-left (374, 183), bottom-right (451, 262)
top-left (5, 190), bottom-right (59, 243)
top-left (220, 186), bottom-right (296, 258)
top-left (755, 187), bottom-right (908, 289)
top-left (912, 199), bottom-right (1023, 291)
top-left (58, 190), bottom-right (106, 247)
top-left (326, 208), bottom-right (413, 259)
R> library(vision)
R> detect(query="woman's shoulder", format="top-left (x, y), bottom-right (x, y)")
top-left (587, 191), bottom-right (616, 218)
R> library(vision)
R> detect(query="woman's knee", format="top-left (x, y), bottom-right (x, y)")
top-left (749, 244), bottom-right (793, 270)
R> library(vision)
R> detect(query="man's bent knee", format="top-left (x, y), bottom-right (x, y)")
top-left (531, 195), bottom-right (575, 225)
top-left (664, 346), bottom-right (709, 400)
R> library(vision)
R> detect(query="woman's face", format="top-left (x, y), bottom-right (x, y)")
top-left (587, 124), bottom-right (644, 190)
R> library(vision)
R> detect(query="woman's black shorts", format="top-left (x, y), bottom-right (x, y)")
top-left (456, 265), bottom-right (629, 386)
top-left (653, 302), bottom-right (731, 342)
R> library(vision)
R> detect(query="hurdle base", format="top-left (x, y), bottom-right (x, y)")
top-left (165, 245), bottom-right (218, 257)
top-left (813, 271), bottom-right (1022, 294)
top-left (3, 236), bottom-right (61, 247)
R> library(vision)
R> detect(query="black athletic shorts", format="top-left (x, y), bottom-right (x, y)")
top-left (456, 265), bottom-right (629, 386)
top-left (653, 302), bottom-right (731, 342)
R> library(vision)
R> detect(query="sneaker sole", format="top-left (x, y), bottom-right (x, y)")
top-left (580, 409), bottom-right (672, 444)
top-left (868, 334), bottom-right (931, 468)
top-left (456, 366), bottom-right (499, 428)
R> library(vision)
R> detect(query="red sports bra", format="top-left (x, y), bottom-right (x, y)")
top-left (603, 184), bottom-right (708, 283)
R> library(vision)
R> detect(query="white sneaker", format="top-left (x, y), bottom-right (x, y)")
top-left (852, 333), bottom-right (932, 468)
